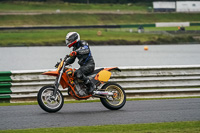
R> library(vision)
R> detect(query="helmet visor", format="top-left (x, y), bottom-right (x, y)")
top-left (66, 38), bottom-right (73, 45)
top-left (66, 32), bottom-right (79, 47)
top-left (65, 39), bottom-right (69, 45)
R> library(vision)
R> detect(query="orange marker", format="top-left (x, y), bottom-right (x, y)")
top-left (144, 46), bottom-right (148, 51)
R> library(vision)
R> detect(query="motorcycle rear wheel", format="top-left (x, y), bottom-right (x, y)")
top-left (37, 85), bottom-right (64, 113)
top-left (100, 82), bottom-right (126, 110)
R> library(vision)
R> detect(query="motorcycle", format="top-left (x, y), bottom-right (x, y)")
top-left (37, 55), bottom-right (126, 113)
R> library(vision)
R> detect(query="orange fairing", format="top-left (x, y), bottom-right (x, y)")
top-left (60, 72), bottom-right (69, 89)
top-left (42, 60), bottom-right (65, 76)
top-left (42, 70), bottom-right (70, 89)
top-left (95, 70), bottom-right (111, 82)
top-left (95, 67), bottom-right (121, 82)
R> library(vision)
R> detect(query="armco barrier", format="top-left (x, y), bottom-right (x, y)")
top-left (1, 65), bottom-right (200, 103)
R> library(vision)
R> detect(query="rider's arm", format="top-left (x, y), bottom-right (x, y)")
top-left (66, 56), bottom-right (76, 65)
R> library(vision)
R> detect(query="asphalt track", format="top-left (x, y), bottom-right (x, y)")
top-left (0, 98), bottom-right (200, 130)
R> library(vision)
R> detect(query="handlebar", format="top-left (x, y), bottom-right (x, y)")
top-left (55, 55), bottom-right (70, 68)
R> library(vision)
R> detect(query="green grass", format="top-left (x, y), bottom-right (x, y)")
top-left (0, 121), bottom-right (200, 133)
top-left (0, 2), bottom-right (149, 12)
top-left (1, 27), bottom-right (200, 46)
top-left (0, 2), bottom-right (200, 46)
top-left (0, 13), bottom-right (200, 27)
top-left (0, 28), bottom-right (170, 46)
top-left (0, 29), bottom-right (66, 46)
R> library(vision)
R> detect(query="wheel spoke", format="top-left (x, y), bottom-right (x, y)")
top-left (100, 83), bottom-right (126, 110)
top-left (105, 85), bottom-right (124, 106)
top-left (41, 88), bottom-right (62, 109)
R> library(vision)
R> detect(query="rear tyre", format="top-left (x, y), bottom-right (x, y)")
top-left (37, 85), bottom-right (64, 113)
top-left (100, 82), bottom-right (126, 110)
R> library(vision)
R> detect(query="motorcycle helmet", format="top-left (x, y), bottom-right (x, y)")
top-left (66, 32), bottom-right (80, 48)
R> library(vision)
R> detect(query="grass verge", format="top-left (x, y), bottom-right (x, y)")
top-left (0, 13), bottom-right (200, 27)
top-left (0, 2), bottom-right (149, 12)
top-left (0, 121), bottom-right (200, 133)
top-left (0, 28), bottom-right (199, 46)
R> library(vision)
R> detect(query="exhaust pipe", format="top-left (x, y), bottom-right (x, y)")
top-left (93, 91), bottom-right (113, 96)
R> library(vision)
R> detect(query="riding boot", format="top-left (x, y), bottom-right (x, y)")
top-left (85, 79), bottom-right (96, 94)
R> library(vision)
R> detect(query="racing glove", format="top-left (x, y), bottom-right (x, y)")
top-left (69, 51), bottom-right (77, 57)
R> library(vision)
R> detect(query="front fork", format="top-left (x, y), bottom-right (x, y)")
top-left (53, 79), bottom-right (60, 97)
top-left (53, 62), bottom-right (66, 97)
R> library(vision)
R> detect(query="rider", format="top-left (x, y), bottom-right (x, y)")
top-left (65, 32), bottom-right (95, 94)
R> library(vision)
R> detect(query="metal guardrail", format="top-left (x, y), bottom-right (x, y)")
top-left (1, 65), bottom-right (200, 103)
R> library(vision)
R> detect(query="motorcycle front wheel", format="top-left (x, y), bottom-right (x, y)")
top-left (37, 85), bottom-right (64, 113)
top-left (100, 82), bottom-right (126, 110)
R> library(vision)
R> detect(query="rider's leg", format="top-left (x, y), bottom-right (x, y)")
top-left (74, 69), bottom-right (95, 94)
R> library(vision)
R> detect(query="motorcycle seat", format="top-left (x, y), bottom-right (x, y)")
top-left (86, 68), bottom-right (104, 76)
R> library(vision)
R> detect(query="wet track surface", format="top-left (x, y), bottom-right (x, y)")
top-left (0, 98), bottom-right (200, 130)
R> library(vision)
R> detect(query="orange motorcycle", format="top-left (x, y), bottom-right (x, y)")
top-left (37, 55), bottom-right (126, 113)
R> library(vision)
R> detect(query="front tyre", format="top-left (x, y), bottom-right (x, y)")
top-left (37, 85), bottom-right (64, 113)
top-left (100, 82), bottom-right (126, 110)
